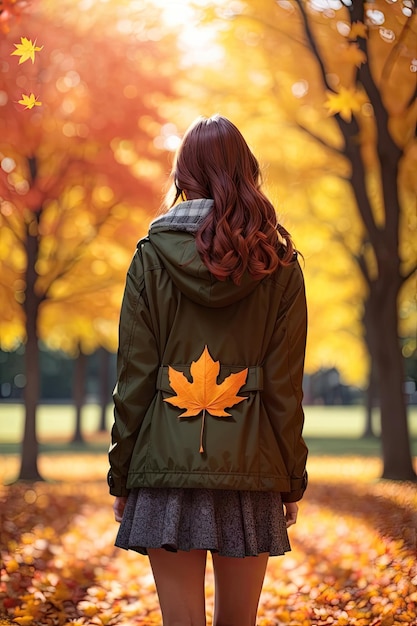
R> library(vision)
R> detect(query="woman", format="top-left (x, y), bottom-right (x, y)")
top-left (108, 114), bottom-right (308, 626)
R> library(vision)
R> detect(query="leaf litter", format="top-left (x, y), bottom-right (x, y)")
top-left (0, 455), bottom-right (416, 625)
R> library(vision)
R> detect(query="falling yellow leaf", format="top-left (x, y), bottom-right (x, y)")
top-left (11, 36), bottom-right (43, 64)
top-left (164, 345), bottom-right (248, 452)
top-left (349, 21), bottom-right (368, 40)
top-left (324, 87), bottom-right (368, 122)
top-left (340, 42), bottom-right (367, 67)
top-left (18, 93), bottom-right (42, 110)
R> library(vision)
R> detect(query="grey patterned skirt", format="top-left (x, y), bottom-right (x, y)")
top-left (115, 487), bottom-right (291, 558)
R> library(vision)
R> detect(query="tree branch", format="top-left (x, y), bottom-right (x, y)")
top-left (293, 2), bottom-right (380, 243)
top-left (406, 83), bottom-right (417, 111)
top-left (350, 4), bottom-right (403, 240)
top-left (401, 263), bottom-right (417, 284)
top-left (41, 199), bottom-right (122, 300)
top-left (381, 12), bottom-right (416, 85)
top-left (295, 0), bottom-right (334, 92)
top-left (295, 121), bottom-right (344, 156)
top-left (225, 10), bottom-right (307, 50)
top-left (45, 278), bottom-right (120, 303)
top-left (331, 229), bottom-right (372, 286)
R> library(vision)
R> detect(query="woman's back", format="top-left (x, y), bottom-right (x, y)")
top-left (109, 114), bottom-right (308, 626)
top-left (113, 194), bottom-right (307, 496)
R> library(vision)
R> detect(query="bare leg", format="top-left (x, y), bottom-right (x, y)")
top-left (212, 552), bottom-right (269, 626)
top-left (148, 548), bottom-right (207, 626)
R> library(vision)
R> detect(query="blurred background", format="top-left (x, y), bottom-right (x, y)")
top-left (0, 0), bottom-right (416, 482)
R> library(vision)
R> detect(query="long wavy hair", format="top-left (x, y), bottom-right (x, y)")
top-left (166, 115), bottom-right (295, 284)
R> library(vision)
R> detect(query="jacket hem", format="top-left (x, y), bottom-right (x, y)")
top-left (126, 471), bottom-right (292, 493)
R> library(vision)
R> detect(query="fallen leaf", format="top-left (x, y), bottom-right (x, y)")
top-left (13, 617), bottom-right (36, 626)
top-left (1, 456), bottom-right (416, 626)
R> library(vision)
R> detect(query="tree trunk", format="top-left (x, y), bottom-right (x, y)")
top-left (362, 369), bottom-right (377, 439)
top-left (18, 211), bottom-right (43, 481)
top-left (369, 269), bottom-right (416, 480)
top-left (337, 34), bottom-right (415, 478)
top-left (347, 0), bottom-right (415, 482)
top-left (362, 299), bottom-right (378, 438)
top-left (347, 146), bottom-right (416, 478)
top-left (97, 348), bottom-right (110, 432)
top-left (71, 350), bottom-right (87, 444)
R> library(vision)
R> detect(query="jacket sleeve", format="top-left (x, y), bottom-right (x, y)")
top-left (263, 260), bottom-right (308, 503)
top-left (108, 243), bottom-right (159, 496)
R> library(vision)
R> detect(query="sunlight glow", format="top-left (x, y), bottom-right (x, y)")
top-left (1, 157), bottom-right (16, 173)
top-left (149, 0), bottom-right (224, 66)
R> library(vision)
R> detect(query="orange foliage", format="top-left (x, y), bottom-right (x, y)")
top-left (0, 0), bottom-right (180, 354)
top-left (1, 455), bottom-right (416, 626)
top-left (0, 0), bottom-right (30, 33)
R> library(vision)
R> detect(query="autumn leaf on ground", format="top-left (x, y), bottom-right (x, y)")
top-left (324, 86), bottom-right (368, 122)
top-left (164, 345), bottom-right (248, 452)
top-left (11, 37), bottom-right (43, 64)
top-left (18, 93), bottom-right (42, 109)
top-left (1, 458), bottom-right (417, 625)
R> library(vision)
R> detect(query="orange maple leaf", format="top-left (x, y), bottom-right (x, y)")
top-left (164, 346), bottom-right (248, 453)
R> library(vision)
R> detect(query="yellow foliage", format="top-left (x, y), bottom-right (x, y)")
top-left (168, 0), bottom-right (416, 389)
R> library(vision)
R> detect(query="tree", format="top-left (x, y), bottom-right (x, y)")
top-left (97, 347), bottom-right (112, 433)
top-left (71, 350), bottom-right (87, 444)
top-left (293, 0), bottom-right (416, 480)
top-left (0, 0), bottom-right (30, 32)
top-left (0, 0), bottom-right (179, 480)
top-left (179, 0), bottom-right (417, 479)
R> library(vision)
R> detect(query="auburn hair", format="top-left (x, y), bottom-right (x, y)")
top-left (166, 115), bottom-right (295, 285)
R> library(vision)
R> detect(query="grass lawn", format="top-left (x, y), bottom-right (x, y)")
top-left (0, 402), bottom-right (416, 458)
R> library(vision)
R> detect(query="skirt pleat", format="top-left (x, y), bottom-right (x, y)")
top-left (115, 487), bottom-right (291, 558)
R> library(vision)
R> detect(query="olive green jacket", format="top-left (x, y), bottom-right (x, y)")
top-left (108, 199), bottom-right (308, 502)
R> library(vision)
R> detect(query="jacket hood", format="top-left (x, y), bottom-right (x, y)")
top-left (148, 199), bottom-right (262, 308)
